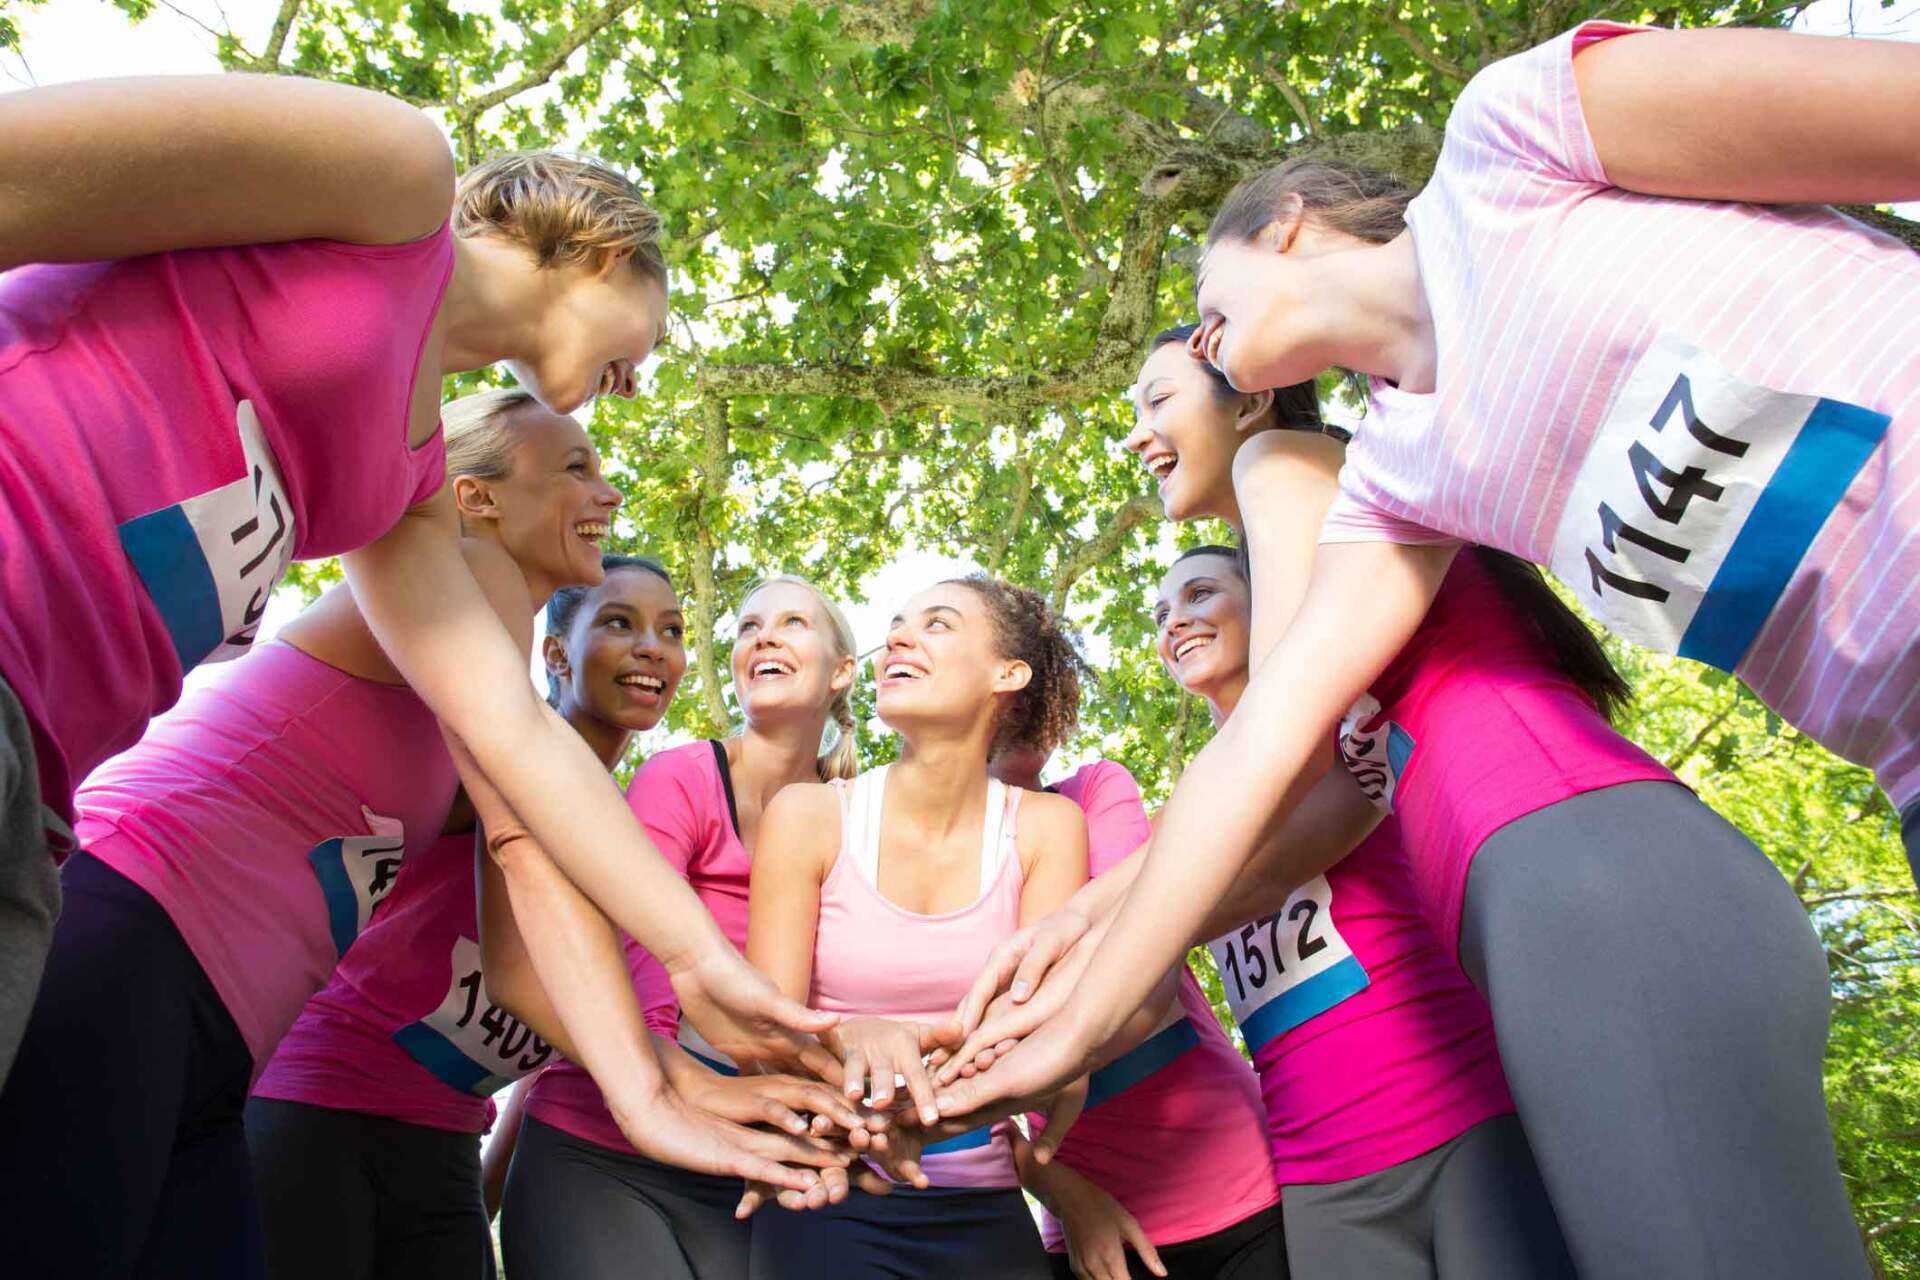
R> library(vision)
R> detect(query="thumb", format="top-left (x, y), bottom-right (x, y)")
top-left (918, 1018), bottom-right (965, 1054)
top-left (1008, 929), bottom-right (1070, 1003)
top-left (1034, 1079), bottom-right (1087, 1164)
top-left (760, 985), bottom-right (839, 1036)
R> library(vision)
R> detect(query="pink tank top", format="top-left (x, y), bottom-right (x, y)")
top-left (253, 831), bottom-right (556, 1133)
top-left (75, 640), bottom-right (459, 1068)
top-left (1341, 551), bottom-right (1675, 953)
top-left (526, 742), bottom-right (718, 1152)
top-left (1033, 762), bottom-right (1277, 1250)
top-left (811, 766), bottom-right (1026, 1189)
top-left (0, 229), bottom-right (453, 824)
top-left (1207, 819), bottom-right (1515, 1185)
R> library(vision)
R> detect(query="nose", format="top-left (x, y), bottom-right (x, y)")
top-left (1122, 422), bottom-right (1152, 455)
top-left (594, 477), bottom-right (622, 512)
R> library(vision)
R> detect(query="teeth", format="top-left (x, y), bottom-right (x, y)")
top-left (1174, 636), bottom-right (1211, 661)
top-left (617, 674), bottom-right (665, 691)
top-left (575, 522), bottom-right (609, 539)
top-left (752, 661), bottom-right (794, 678)
top-left (1148, 455), bottom-right (1177, 480)
top-left (884, 663), bottom-right (923, 680)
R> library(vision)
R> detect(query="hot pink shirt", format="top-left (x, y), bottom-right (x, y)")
top-left (1344, 551), bottom-right (1674, 952)
top-left (75, 640), bottom-right (459, 1068)
top-left (810, 767), bottom-right (1029, 1189)
top-left (1320, 22), bottom-right (1920, 814)
top-left (525, 741), bottom-right (722, 1151)
top-left (1034, 762), bottom-right (1277, 1250)
top-left (253, 831), bottom-right (555, 1133)
top-left (1207, 823), bottom-right (1514, 1185)
top-left (0, 229), bottom-right (452, 824)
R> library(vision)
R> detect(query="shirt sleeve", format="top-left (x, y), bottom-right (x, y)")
top-left (1319, 483), bottom-right (1464, 548)
top-left (1443, 21), bottom-right (1651, 189)
top-left (624, 746), bottom-right (706, 878)
top-left (1076, 762), bottom-right (1152, 877)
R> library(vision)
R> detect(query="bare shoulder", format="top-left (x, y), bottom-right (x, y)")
top-left (760, 782), bottom-right (844, 872)
top-left (1016, 788), bottom-right (1089, 859)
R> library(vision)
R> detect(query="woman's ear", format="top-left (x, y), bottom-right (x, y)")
top-left (1233, 388), bottom-right (1275, 436)
top-left (453, 474), bottom-right (502, 524)
top-left (541, 634), bottom-right (569, 691)
top-left (1261, 192), bottom-right (1308, 255)
top-left (993, 659), bottom-right (1033, 696)
top-left (593, 245), bottom-right (636, 281)
top-left (829, 652), bottom-right (857, 697)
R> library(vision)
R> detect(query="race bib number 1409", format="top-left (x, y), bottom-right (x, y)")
top-left (1548, 333), bottom-right (1889, 672)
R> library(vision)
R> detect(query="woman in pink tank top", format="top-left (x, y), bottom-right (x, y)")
top-left (0, 394), bottom-right (757, 1278)
top-left (244, 555), bottom-right (687, 1280)
top-left (0, 92), bottom-right (825, 1097)
top-left (986, 747), bottom-right (1283, 1280)
top-left (748, 576), bottom-right (1090, 1280)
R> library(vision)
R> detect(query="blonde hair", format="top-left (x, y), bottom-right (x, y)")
top-left (441, 387), bottom-right (540, 483)
top-left (454, 151), bottom-right (667, 284)
top-left (740, 575), bottom-right (861, 782)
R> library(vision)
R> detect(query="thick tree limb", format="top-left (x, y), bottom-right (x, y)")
top-left (685, 398), bottom-right (733, 728)
top-left (1378, 4), bottom-right (1472, 81)
top-left (262, 0), bottom-right (303, 64)
top-left (730, 0), bottom-right (934, 45)
top-left (1840, 204), bottom-right (1920, 254)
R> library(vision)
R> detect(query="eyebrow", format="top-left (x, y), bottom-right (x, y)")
top-left (923, 604), bottom-right (962, 620)
top-left (1139, 377), bottom-right (1171, 401)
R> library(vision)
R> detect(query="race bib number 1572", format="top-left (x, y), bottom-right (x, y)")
top-left (1207, 876), bottom-right (1369, 1054)
top-left (1548, 333), bottom-right (1889, 673)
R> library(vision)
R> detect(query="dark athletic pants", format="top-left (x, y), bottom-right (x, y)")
top-left (0, 851), bottom-right (264, 1279)
top-left (750, 1181), bottom-right (1051, 1280)
top-left (1459, 780), bottom-right (1868, 1280)
top-left (246, 1097), bottom-right (497, 1280)
top-left (1046, 1204), bottom-right (1286, 1280)
top-left (1903, 799), bottom-right (1919, 893)
top-left (1282, 1113), bottom-right (1572, 1278)
top-left (0, 670), bottom-right (64, 1088)
top-left (501, 1114), bottom-right (750, 1280)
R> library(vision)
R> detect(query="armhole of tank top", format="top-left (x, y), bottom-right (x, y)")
top-left (978, 779), bottom-right (1010, 898)
top-left (709, 739), bottom-right (743, 840)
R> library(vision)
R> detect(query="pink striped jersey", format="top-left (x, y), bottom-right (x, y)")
top-left (253, 830), bottom-right (555, 1133)
top-left (0, 228), bottom-right (452, 825)
top-left (1320, 21), bottom-right (1920, 813)
top-left (75, 640), bottom-right (459, 1069)
top-left (1032, 761), bottom-right (1277, 1250)
top-left (524, 742), bottom-right (721, 1152)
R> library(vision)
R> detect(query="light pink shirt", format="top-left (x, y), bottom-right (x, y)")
top-left (1321, 22), bottom-right (1920, 813)
top-left (253, 831), bottom-right (555, 1133)
top-left (1034, 762), bottom-right (1277, 1250)
top-left (75, 641), bottom-right (458, 1068)
top-left (0, 229), bottom-right (451, 824)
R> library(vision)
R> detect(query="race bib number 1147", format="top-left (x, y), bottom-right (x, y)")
top-left (1548, 333), bottom-right (1888, 672)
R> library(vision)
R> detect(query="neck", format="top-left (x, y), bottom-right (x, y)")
top-left (559, 701), bottom-right (633, 769)
top-left (733, 710), bottom-right (827, 810)
top-left (889, 722), bottom-right (995, 836)
top-left (1309, 232), bottom-right (1437, 393)
top-left (1201, 671), bottom-right (1247, 727)
top-left (463, 526), bottom-right (558, 610)
top-left (988, 759), bottom-right (1043, 791)
top-left (439, 237), bottom-right (543, 376)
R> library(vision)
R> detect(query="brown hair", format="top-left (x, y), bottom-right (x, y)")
top-left (1149, 325), bottom-right (1337, 441)
top-left (455, 151), bottom-right (667, 284)
top-left (1207, 157), bottom-right (1414, 250)
top-left (947, 576), bottom-right (1088, 760)
top-left (739, 576), bottom-right (862, 782)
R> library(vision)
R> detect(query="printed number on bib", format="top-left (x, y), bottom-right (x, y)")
top-left (117, 401), bottom-right (296, 672)
top-left (1547, 332), bottom-right (1890, 672)
top-left (309, 807), bottom-right (405, 957)
top-left (1339, 693), bottom-right (1415, 814)
top-left (392, 937), bottom-right (552, 1095)
top-left (1208, 876), bottom-right (1368, 1052)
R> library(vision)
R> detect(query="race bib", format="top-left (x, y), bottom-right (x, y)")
top-left (677, 1022), bottom-right (738, 1077)
top-left (1338, 693), bottom-right (1415, 814)
top-left (308, 807), bottom-right (405, 957)
top-left (118, 401), bottom-right (296, 671)
top-left (1548, 333), bottom-right (1889, 672)
top-left (392, 937), bottom-right (553, 1095)
top-left (1208, 876), bottom-right (1368, 1053)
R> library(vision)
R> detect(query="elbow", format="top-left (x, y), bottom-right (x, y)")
top-left (378, 105), bottom-right (457, 243)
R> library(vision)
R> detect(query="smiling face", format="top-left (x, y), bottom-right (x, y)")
top-left (732, 581), bottom-right (853, 728)
top-left (1124, 340), bottom-right (1254, 523)
top-left (554, 566), bottom-right (687, 732)
top-left (876, 582), bottom-right (1026, 734)
top-left (1154, 553), bottom-right (1252, 713)
top-left (474, 404), bottom-right (624, 594)
top-left (507, 262), bottom-right (670, 417)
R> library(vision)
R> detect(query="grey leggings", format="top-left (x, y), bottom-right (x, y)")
top-left (1459, 780), bottom-right (1866, 1280)
top-left (1282, 1113), bottom-right (1572, 1279)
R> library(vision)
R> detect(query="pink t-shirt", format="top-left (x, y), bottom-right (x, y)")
top-left (1320, 22), bottom-right (1920, 813)
top-left (0, 229), bottom-right (453, 824)
top-left (253, 831), bottom-right (555, 1133)
top-left (1033, 762), bottom-right (1277, 1250)
top-left (75, 640), bottom-right (459, 1068)
top-left (811, 767), bottom-right (1029, 1189)
top-left (525, 741), bottom-right (722, 1151)
top-left (1345, 551), bottom-right (1674, 952)
top-left (1207, 823), bottom-right (1514, 1186)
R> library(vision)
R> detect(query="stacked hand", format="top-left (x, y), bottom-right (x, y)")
top-left (668, 942), bottom-right (843, 1080)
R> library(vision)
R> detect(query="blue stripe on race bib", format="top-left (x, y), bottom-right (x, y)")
top-left (1386, 723), bottom-right (1415, 781)
top-left (118, 506), bottom-right (226, 670)
top-left (1085, 1017), bottom-right (1199, 1110)
top-left (1238, 954), bottom-right (1370, 1054)
top-left (308, 838), bottom-right (361, 957)
top-left (392, 1021), bottom-right (504, 1095)
top-left (1678, 397), bottom-right (1891, 671)
top-left (925, 1125), bottom-right (993, 1155)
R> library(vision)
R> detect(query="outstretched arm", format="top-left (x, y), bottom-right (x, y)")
top-left (0, 75), bottom-right (452, 270)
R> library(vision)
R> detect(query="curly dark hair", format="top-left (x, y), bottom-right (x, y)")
top-left (947, 575), bottom-right (1088, 760)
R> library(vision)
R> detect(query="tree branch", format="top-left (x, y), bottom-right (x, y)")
top-left (1378, 4), bottom-right (1471, 82)
top-left (684, 398), bottom-right (733, 729)
top-left (728, 0), bottom-right (933, 45)
top-left (262, 0), bottom-right (302, 64)
top-left (453, 0), bottom-right (646, 124)
top-left (1049, 494), bottom-right (1160, 610)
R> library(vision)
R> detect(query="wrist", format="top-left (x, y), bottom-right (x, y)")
top-left (657, 917), bottom-right (732, 978)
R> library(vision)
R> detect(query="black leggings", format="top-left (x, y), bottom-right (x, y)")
top-left (750, 1182), bottom-right (1050, 1280)
top-left (1281, 1114), bottom-right (1571, 1278)
top-left (501, 1115), bottom-right (748, 1280)
top-left (1047, 1204), bottom-right (1286, 1280)
top-left (1459, 780), bottom-right (1866, 1280)
top-left (245, 1097), bottom-right (495, 1280)
top-left (0, 851), bottom-right (263, 1279)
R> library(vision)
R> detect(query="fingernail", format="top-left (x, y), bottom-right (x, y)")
top-left (1010, 982), bottom-right (1030, 1000)
top-left (920, 1105), bottom-right (938, 1125)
